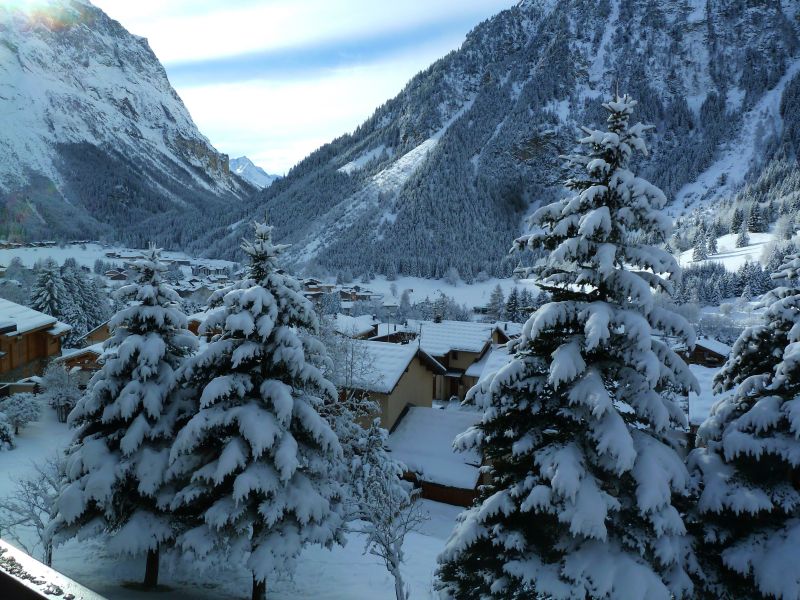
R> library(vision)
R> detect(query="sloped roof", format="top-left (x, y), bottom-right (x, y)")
top-left (352, 341), bottom-right (444, 394)
top-left (0, 298), bottom-right (70, 336)
top-left (465, 344), bottom-right (515, 381)
top-left (695, 337), bottom-right (732, 357)
top-left (388, 406), bottom-right (481, 489)
top-left (333, 314), bottom-right (377, 337)
top-left (375, 319), bottom-right (494, 356)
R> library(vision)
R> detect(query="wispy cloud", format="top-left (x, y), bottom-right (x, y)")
top-left (92, 0), bottom-right (514, 173)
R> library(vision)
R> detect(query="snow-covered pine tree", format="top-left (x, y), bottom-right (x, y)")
top-left (30, 259), bottom-right (65, 318)
top-left (487, 284), bottom-right (505, 321)
top-left (737, 223), bottom-right (751, 248)
top-left (168, 223), bottom-right (344, 600)
top-left (436, 95), bottom-right (698, 600)
top-left (693, 232), bottom-right (709, 262)
top-left (688, 253), bottom-right (800, 599)
top-left (503, 287), bottom-right (520, 322)
top-left (50, 246), bottom-right (196, 588)
top-left (706, 228), bottom-right (718, 255)
top-left (731, 208), bottom-right (744, 235)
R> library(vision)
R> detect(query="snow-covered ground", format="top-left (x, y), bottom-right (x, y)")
top-left (366, 275), bottom-right (539, 310)
top-left (688, 364), bottom-right (733, 426)
top-left (677, 231), bottom-right (773, 271)
top-left (0, 243), bottom-right (234, 270)
top-left (0, 404), bottom-right (464, 599)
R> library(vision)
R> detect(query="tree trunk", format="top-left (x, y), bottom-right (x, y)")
top-left (389, 556), bottom-right (406, 600)
top-left (143, 546), bottom-right (159, 588)
top-left (252, 573), bottom-right (267, 600)
top-left (44, 542), bottom-right (52, 567)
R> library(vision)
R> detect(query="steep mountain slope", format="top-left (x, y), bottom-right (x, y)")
top-left (231, 0), bottom-right (799, 279)
top-left (0, 0), bottom-right (252, 245)
top-left (230, 157), bottom-right (278, 189)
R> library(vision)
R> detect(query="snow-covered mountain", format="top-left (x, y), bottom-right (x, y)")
top-left (0, 0), bottom-right (253, 248)
top-left (223, 0), bottom-right (799, 279)
top-left (230, 157), bottom-right (279, 189)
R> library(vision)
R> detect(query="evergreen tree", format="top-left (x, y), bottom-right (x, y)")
top-left (436, 96), bottom-right (697, 599)
top-left (487, 284), bottom-right (505, 321)
top-left (706, 228), bottom-right (718, 255)
top-left (693, 232), bottom-right (708, 262)
top-left (747, 203), bottom-right (767, 233)
top-left (688, 253), bottom-right (800, 599)
top-left (503, 287), bottom-right (520, 322)
top-left (50, 247), bottom-right (196, 587)
top-left (731, 208), bottom-right (744, 234)
top-left (736, 222), bottom-right (751, 248)
top-left (30, 259), bottom-right (65, 318)
top-left (167, 223), bottom-right (344, 600)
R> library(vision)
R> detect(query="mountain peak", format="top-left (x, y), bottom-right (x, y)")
top-left (230, 157), bottom-right (279, 189)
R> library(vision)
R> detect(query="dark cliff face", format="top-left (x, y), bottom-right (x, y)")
top-left (224, 0), bottom-right (798, 279)
top-left (0, 0), bottom-right (253, 248)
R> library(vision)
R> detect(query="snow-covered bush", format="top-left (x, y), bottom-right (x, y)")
top-left (0, 412), bottom-right (14, 450)
top-left (168, 223), bottom-right (344, 600)
top-left (40, 362), bottom-right (81, 423)
top-left (50, 246), bottom-right (196, 588)
top-left (0, 393), bottom-right (41, 434)
top-left (688, 252), bottom-right (800, 599)
top-left (436, 96), bottom-right (698, 599)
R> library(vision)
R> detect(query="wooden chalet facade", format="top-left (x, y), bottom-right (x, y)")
top-left (0, 299), bottom-right (71, 381)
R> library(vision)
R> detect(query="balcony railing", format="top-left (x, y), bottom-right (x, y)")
top-left (0, 539), bottom-right (107, 599)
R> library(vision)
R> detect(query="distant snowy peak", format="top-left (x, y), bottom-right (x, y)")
top-left (0, 0), bottom-right (251, 244)
top-left (230, 157), bottom-right (279, 189)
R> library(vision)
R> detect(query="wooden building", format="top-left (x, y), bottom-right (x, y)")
top-left (351, 341), bottom-right (445, 430)
top-left (54, 344), bottom-right (104, 387)
top-left (682, 337), bottom-right (731, 368)
top-left (0, 299), bottom-right (71, 380)
top-left (388, 406), bottom-right (482, 506)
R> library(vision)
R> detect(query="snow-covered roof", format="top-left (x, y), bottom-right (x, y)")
top-left (0, 298), bottom-right (70, 337)
top-left (695, 337), bottom-right (732, 357)
top-left (493, 321), bottom-right (523, 338)
top-left (58, 342), bottom-right (104, 361)
top-left (352, 341), bottom-right (436, 394)
top-left (388, 406), bottom-right (481, 489)
top-left (465, 344), bottom-right (515, 381)
top-left (375, 320), bottom-right (493, 356)
top-left (333, 314), bottom-right (377, 338)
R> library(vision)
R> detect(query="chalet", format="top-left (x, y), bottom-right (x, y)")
top-left (332, 314), bottom-right (378, 339)
top-left (191, 264), bottom-right (229, 277)
top-left (104, 269), bottom-right (127, 281)
top-left (78, 321), bottom-right (112, 346)
top-left (351, 341), bottom-right (445, 430)
top-left (55, 343), bottom-right (104, 387)
top-left (373, 320), bottom-right (496, 400)
top-left (492, 321), bottom-right (523, 344)
top-left (682, 337), bottom-right (731, 367)
top-left (388, 406), bottom-right (482, 506)
top-left (0, 299), bottom-right (71, 380)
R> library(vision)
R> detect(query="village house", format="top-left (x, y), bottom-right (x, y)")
top-left (372, 320), bottom-right (498, 400)
top-left (388, 406), bottom-right (482, 506)
top-left (55, 343), bottom-right (104, 387)
top-left (682, 336), bottom-right (732, 368)
top-left (0, 299), bottom-right (71, 381)
top-left (331, 314), bottom-right (378, 339)
top-left (349, 340), bottom-right (445, 430)
top-left (78, 321), bottom-right (112, 347)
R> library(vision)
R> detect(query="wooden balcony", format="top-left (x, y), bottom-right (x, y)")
top-left (0, 539), bottom-right (106, 599)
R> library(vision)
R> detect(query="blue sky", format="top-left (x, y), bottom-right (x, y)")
top-left (92, 0), bottom-right (515, 173)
